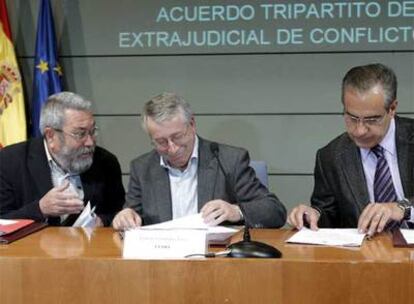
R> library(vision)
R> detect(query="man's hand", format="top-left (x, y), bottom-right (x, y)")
top-left (94, 216), bottom-right (104, 228)
top-left (358, 202), bottom-right (403, 236)
top-left (287, 204), bottom-right (320, 230)
top-left (39, 181), bottom-right (84, 216)
top-left (201, 199), bottom-right (242, 226)
top-left (112, 208), bottom-right (142, 230)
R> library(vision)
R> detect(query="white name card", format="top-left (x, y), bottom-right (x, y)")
top-left (122, 228), bottom-right (207, 259)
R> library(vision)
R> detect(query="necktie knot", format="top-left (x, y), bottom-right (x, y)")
top-left (371, 145), bottom-right (384, 158)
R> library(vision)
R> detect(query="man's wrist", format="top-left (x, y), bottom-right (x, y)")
top-left (237, 206), bottom-right (244, 221)
top-left (311, 206), bottom-right (321, 218)
top-left (396, 198), bottom-right (412, 221)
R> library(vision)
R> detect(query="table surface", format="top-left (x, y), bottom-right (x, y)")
top-left (0, 227), bottom-right (412, 261)
top-left (1, 227), bottom-right (413, 304)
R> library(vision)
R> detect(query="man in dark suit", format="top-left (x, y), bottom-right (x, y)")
top-left (112, 92), bottom-right (286, 229)
top-left (0, 92), bottom-right (125, 226)
top-left (288, 63), bottom-right (414, 236)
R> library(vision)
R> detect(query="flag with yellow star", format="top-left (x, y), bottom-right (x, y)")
top-left (31, 0), bottom-right (63, 137)
top-left (0, 0), bottom-right (27, 148)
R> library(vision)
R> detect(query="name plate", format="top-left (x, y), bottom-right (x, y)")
top-left (122, 228), bottom-right (207, 259)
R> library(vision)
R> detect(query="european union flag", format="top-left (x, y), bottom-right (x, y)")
top-left (31, 0), bottom-right (63, 137)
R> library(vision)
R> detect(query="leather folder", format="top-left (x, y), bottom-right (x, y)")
top-left (0, 222), bottom-right (48, 244)
top-left (392, 228), bottom-right (414, 248)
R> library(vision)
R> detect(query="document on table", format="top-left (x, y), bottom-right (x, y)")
top-left (400, 229), bottom-right (414, 244)
top-left (286, 228), bottom-right (366, 247)
top-left (141, 213), bottom-right (240, 244)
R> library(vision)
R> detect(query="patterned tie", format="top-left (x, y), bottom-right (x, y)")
top-left (372, 145), bottom-right (403, 229)
top-left (372, 145), bottom-right (397, 203)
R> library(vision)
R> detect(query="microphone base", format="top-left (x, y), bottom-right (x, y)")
top-left (227, 240), bottom-right (282, 258)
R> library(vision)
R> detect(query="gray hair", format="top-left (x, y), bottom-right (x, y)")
top-left (39, 91), bottom-right (93, 136)
top-left (141, 92), bottom-right (193, 132)
top-left (341, 63), bottom-right (397, 109)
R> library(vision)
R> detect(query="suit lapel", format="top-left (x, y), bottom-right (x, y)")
top-left (339, 138), bottom-right (370, 212)
top-left (395, 118), bottom-right (414, 198)
top-left (27, 139), bottom-right (60, 225)
top-left (197, 138), bottom-right (216, 210)
top-left (80, 172), bottom-right (94, 206)
top-left (27, 139), bottom-right (53, 198)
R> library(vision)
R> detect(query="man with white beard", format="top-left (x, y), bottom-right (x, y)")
top-left (0, 92), bottom-right (125, 226)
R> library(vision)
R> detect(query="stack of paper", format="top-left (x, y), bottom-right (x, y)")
top-left (142, 213), bottom-right (239, 244)
top-left (123, 213), bottom-right (240, 259)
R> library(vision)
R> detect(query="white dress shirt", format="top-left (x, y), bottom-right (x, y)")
top-left (161, 136), bottom-right (199, 219)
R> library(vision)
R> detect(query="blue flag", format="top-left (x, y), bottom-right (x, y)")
top-left (31, 0), bottom-right (63, 137)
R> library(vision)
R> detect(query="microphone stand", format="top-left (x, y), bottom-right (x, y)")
top-left (227, 203), bottom-right (282, 258)
top-left (210, 143), bottom-right (282, 258)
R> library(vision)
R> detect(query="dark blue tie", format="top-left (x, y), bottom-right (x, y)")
top-left (372, 145), bottom-right (397, 203)
top-left (371, 145), bottom-right (403, 229)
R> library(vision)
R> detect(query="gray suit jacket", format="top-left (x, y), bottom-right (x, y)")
top-left (312, 116), bottom-right (414, 228)
top-left (125, 137), bottom-right (286, 228)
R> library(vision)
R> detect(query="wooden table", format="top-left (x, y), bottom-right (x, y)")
top-left (1, 227), bottom-right (413, 304)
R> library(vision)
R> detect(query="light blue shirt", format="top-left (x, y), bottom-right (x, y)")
top-left (161, 136), bottom-right (199, 219)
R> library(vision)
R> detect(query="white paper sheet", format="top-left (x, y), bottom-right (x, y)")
top-left (0, 219), bottom-right (17, 225)
top-left (400, 229), bottom-right (414, 244)
top-left (72, 201), bottom-right (97, 228)
top-left (140, 213), bottom-right (239, 244)
top-left (286, 228), bottom-right (366, 247)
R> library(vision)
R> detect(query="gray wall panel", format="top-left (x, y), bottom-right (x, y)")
top-left (270, 175), bottom-right (314, 212)
top-left (20, 53), bottom-right (414, 115)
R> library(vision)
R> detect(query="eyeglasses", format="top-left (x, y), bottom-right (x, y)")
top-left (151, 125), bottom-right (190, 149)
top-left (54, 127), bottom-right (99, 141)
top-left (343, 111), bottom-right (387, 128)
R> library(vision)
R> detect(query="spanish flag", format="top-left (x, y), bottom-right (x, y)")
top-left (0, 0), bottom-right (26, 148)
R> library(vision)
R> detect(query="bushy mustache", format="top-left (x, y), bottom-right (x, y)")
top-left (71, 146), bottom-right (95, 158)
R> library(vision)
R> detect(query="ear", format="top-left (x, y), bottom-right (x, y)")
top-left (189, 116), bottom-right (196, 130)
top-left (388, 100), bottom-right (398, 117)
top-left (43, 127), bottom-right (57, 145)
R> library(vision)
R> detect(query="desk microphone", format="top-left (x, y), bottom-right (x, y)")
top-left (209, 143), bottom-right (282, 259)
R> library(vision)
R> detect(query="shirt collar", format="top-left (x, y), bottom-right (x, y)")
top-left (360, 118), bottom-right (396, 161)
top-left (160, 135), bottom-right (199, 171)
top-left (44, 139), bottom-right (53, 163)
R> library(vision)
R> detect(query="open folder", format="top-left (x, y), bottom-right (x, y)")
top-left (0, 219), bottom-right (47, 244)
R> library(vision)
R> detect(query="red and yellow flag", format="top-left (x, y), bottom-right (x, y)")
top-left (0, 0), bottom-right (26, 148)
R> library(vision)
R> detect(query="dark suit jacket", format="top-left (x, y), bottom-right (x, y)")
top-left (0, 138), bottom-right (125, 226)
top-left (312, 116), bottom-right (414, 228)
top-left (125, 137), bottom-right (286, 228)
